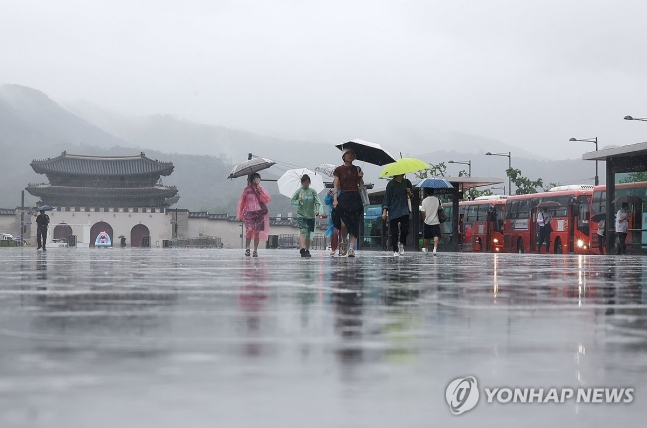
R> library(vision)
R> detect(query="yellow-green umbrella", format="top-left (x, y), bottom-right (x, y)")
top-left (379, 158), bottom-right (430, 178)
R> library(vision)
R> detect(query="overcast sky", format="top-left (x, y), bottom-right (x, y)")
top-left (2, 0), bottom-right (647, 160)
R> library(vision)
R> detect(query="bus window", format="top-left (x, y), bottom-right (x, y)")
top-left (466, 205), bottom-right (477, 222)
top-left (480, 204), bottom-right (493, 221)
top-left (518, 200), bottom-right (530, 219)
top-left (542, 196), bottom-right (570, 217)
top-left (592, 191), bottom-right (606, 215)
top-left (507, 201), bottom-right (518, 219)
top-left (494, 205), bottom-right (505, 232)
top-left (577, 195), bottom-right (591, 236)
top-left (473, 205), bottom-right (481, 221)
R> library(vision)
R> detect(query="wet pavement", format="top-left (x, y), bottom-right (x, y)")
top-left (0, 248), bottom-right (646, 427)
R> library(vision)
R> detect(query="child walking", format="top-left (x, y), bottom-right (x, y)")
top-left (291, 175), bottom-right (322, 258)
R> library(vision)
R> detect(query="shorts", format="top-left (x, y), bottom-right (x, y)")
top-left (424, 224), bottom-right (441, 239)
top-left (298, 218), bottom-right (316, 237)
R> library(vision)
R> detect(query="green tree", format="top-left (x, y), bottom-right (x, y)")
top-left (468, 188), bottom-right (493, 200)
top-left (619, 172), bottom-right (647, 184)
top-left (415, 162), bottom-right (447, 179)
top-left (506, 168), bottom-right (544, 195)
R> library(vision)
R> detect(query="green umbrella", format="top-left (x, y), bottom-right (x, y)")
top-left (379, 158), bottom-right (430, 178)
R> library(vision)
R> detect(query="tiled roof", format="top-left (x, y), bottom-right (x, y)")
top-left (31, 151), bottom-right (174, 176)
top-left (188, 212), bottom-right (236, 221)
top-left (0, 208), bottom-right (16, 215)
top-left (26, 184), bottom-right (178, 197)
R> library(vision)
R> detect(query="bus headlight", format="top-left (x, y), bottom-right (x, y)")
top-left (577, 239), bottom-right (585, 248)
top-left (493, 238), bottom-right (499, 244)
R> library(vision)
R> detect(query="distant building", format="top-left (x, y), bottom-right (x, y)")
top-left (9, 152), bottom-right (326, 249)
top-left (26, 151), bottom-right (178, 207)
top-left (23, 152), bottom-right (180, 247)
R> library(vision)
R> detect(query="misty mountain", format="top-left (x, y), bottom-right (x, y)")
top-left (64, 100), bottom-right (341, 168)
top-left (0, 84), bottom-right (603, 215)
top-left (0, 85), bottom-right (298, 214)
top-left (0, 84), bottom-right (127, 149)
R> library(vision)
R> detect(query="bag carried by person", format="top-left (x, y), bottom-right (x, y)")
top-left (356, 166), bottom-right (370, 206)
top-left (438, 206), bottom-right (448, 223)
top-left (248, 187), bottom-right (269, 217)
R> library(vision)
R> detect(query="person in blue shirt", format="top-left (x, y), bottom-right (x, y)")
top-left (324, 189), bottom-right (341, 256)
top-left (381, 174), bottom-right (413, 256)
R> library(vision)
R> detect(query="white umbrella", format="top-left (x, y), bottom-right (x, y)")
top-left (314, 163), bottom-right (336, 177)
top-left (277, 168), bottom-right (325, 197)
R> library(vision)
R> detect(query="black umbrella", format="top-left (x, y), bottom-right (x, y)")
top-left (336, 139), bottom-right (396, 166)
top-left (591, 213), bottom-right (606, 222)
top-left (612, 195), bottom-right (643, 204)
top-left (536, 201), bottom-right (563, 209)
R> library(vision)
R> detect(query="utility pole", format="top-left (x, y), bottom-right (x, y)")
top-left (20, 191), bottom-right (24, 247)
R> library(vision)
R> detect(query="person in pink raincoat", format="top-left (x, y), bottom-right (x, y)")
top-left (237, 173), bottom-right (272, 257)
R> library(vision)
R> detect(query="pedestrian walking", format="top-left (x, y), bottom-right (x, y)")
top-left (291, 174), bottom-right (322, 258)
top-left (537, 208), bottom-right (552, 253)
top-left (324, 189), bottom-right (341, 256)
top-left (382, 174), bottom-right (413, 256)
top-left (420, 188), bottom-right (441, 255)
top-left (332, 148), bottom-right (364, 257)
top-left (237, 173), bottom-right (272, 257)
top-left (615, 202), bottom-right (629, 255)
top-left (597, 218), bottom-right (606, 255)
top-left (35, 210), bottom-right (50, 251)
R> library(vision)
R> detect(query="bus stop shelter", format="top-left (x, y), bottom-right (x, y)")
top-left (412, 177), bottom-right (505, 251)
top-left (583, 141), bottom-right (647, 254)
top-left (369, 176), bottom-right (504, 252)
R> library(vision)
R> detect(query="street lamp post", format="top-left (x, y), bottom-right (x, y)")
top-left (485, 152), bottom-right (512, 195)
top-left (569, 137), bottom-right (598, 185)
top-left (448, 160), bottom-right (472, 177)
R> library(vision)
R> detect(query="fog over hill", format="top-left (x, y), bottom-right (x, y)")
top-left (0, 84), bottom-right (604, 214)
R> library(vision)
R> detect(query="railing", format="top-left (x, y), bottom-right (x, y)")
top-left (172, 237), bottom-right (222, 248)
top-left (276, 234), bottom-right (327, 250)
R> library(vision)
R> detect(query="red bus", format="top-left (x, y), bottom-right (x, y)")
top-left (457, 196), bottom-right (507, 252)
top-left (503, 185), bottom-right (594, 254)
top-left (589, 181), bottom-right (647, 254)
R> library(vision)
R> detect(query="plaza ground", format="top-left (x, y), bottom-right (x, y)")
top-left (0, 248), bottom-right (645, 427)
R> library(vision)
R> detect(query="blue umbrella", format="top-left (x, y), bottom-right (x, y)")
top-left (37, 205), bottom-right (54, 211)
top-left (416, 178), bottom-right (453, 189)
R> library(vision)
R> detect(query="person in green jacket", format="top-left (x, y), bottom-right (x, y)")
top-left (291, 174), bottom-right (322, 258)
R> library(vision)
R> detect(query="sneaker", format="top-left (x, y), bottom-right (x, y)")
top-left (340, 243), bottom-right (347, 257)
top-left (398, 243), bottom-right (405, 256)
top-left (348, 248), bottom-right (355, 258)
top-left (300, 248), bottom-right (306, 257)
top-left (393, 252), bottom-right (400, 257)
top-left (433, 247), bottom-right (437, 256)
top-left (245, 249), bottom-right (251, 257)
top-left (252, 250), bottom-right (258, 258)
top-left (305, 250), bottom-right (312, 258)
top-left (37, 246), bottom-right (42, 250)
top-left (421, 248), bottom-right (428, 254)
top-left (330, 250), bottom-right (336, 257)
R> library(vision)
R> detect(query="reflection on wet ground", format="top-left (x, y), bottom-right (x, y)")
top-left (0, 249), bottom-right (646, 427)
